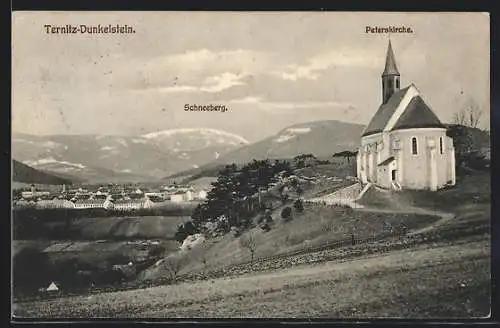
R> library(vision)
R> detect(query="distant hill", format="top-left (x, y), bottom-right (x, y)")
top-left (209, 120), bottom-right (365, 166)
top-left (164, 120), bottom-right (365, 182)
top-left (12, 159), bottom-right (74, 185)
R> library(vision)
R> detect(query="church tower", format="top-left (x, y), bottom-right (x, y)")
top-left (381, 40), bottom-right (400, 104)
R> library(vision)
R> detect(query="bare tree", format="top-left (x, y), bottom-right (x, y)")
top-left (239, 231), bottom-right (258, 263)
top-left (453, 99), bottom-right (483, 128)
top-left (192, 240), bottom-right (211, 273)
top-left (164, 254), bottom-right (187, 283)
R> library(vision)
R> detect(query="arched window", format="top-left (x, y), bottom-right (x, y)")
top-left (396, 79), bottom-right (400, 89)
top-left (411, 137), bottom-right (418, 155)
top-left (439, 137), bottom-right (443, 154)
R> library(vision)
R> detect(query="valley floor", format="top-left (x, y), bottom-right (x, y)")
top-left (13, 237), bottom-right (490, 319)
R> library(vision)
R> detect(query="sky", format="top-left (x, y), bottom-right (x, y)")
top-left (12, 12), bottom-right (490, 142)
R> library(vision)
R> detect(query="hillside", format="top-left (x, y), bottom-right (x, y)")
top-left (12, 159), bottom-right (74, 185)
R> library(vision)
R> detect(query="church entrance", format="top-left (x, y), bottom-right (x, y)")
top-left (391, 169), bottom-right (397, 181)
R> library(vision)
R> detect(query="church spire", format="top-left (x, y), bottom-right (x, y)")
top-left (381, 40), bottom-right (401, 104)
top-left (382, 40), bottom-right (400, 76)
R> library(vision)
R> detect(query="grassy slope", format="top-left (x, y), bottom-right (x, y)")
top-left (140, 204), bottom-right (438, 281)
top-left (357, 171), bottom-right (490, 216)
top-left (13, 240), bottom-right (490, 318)
top-left (13, 216), bottom-right (190, 268)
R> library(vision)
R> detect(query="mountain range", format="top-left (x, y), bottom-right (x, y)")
top-left (12, 128), bottom-right (249, 183)
top-left (12, 120), bottom-right (490, 185)
top-left (211, 120), bottom-right (364, 165)
top-left (12, 121), bottom-right (365, 183)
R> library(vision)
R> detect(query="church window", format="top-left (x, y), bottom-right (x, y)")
top-left (387, 79), bottom-right (393, 89)
top-left (411, 137), bottom-right (418, 155)
top-left (396, 79), bottom-right (400, 89)
top-left (439, 137), bottom-right (443, 154)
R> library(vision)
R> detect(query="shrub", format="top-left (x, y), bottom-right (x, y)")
top-left (293, 199), bottom-right (304, 212)
top-left (281, 207), bottom-right (292, 220)
top-left (148, 245), bottom-right (166, 258)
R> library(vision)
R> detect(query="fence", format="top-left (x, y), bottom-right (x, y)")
top-left (219, 229), bottom-right (404, 271)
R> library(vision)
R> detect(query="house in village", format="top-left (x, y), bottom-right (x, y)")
top-left (35, 199), bottom-right (75, 209)
top-left (356, 41), bottom-right (456, 191)
top-left (113, 199), bottom-right (146, 211)
top-left (74, 199), bottom-right (107, 209)
top-left (196, 189), bottom-right (208, 200)
top-left (21, 185), bottom-right (50, 199)
top-left (169, 190), bottom-right (194, 202)
top-left (143, 195), bottom-right (166, 209)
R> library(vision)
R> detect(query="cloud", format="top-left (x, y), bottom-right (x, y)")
top-left (273, 49), bottom-right (383, 81)
top-left (136, 72), bottom-right (247, 93)
top-left (144, 49), bottom-right (273, 73)
top-left (227, 96), bottom-right (354, 110)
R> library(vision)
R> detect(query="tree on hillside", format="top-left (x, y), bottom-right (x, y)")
top-left (164, 254), bottom-right (188, 284)
top-left (296, 186), bottom-right (304, 199)
top-left (239, 232), bottom-right (258, 263)
top-left (281, 206), bottom-right (293, 222)
top-left (293, 154), bottom-right (317, 168)
top-left (447, 125), bottom-right (474, 164)
top-left (175, 221), bottom-right (198, 243)
top-left (453, 99), bottom-right (483, 128)
top-left (333, 150), bottom-right (358, 164)
top-left (293, 199), bottom-right (304, 213)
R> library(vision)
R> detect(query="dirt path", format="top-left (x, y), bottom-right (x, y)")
top-left (306, 183), bottom-right (455, 236)
top-left (353, 187), bottom-right (455, 235)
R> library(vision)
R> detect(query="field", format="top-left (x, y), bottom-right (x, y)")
top-left (13, 239), bottom-right (490, 318)
top-left (68, 216), bottom-right (190, 240)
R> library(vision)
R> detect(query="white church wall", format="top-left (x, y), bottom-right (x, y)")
top-left (391, 128), bottom-right (448, 190)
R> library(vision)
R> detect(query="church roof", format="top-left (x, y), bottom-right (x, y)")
top-left (382, 40), bottom-right (400, 76)
top-left (362, 85), bottom-right (445, 137)
top-left (362, 86), bottom-right (410, 136)
top-left (377, 156), bottom-right (395, 166)
top-left (391, 95), bottom-right (445, 130)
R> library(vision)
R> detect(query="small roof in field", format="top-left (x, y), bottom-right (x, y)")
top-left (46, 282), bottom-right (59, 291)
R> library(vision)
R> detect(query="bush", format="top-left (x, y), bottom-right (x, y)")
top-left (148, 245), bottom-right (166, 258)
top-left (293, 199), bottom-right (304, 212)
top-left (175, 221), bottom-right (198, 243)
top-left (281, 207), bottom-right (292, 220)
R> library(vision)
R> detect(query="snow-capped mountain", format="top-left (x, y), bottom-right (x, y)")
top-left (209, 120), bottom-right (365, 165)
top-left (12, 128), bottom-right (249, 182)
top-left (142, 128), bottom-right (249, 151)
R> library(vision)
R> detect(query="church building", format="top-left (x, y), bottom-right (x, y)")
top-left (356, 41), bottom-right (456, 191)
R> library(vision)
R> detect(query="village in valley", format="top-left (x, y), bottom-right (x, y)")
top-left (11, 12), bottom-right (491, 319)
top-left (13, 182), bottom-right (208, 210)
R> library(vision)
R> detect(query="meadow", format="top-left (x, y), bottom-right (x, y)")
top-left (13, 239), bottom-right (490, 318)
